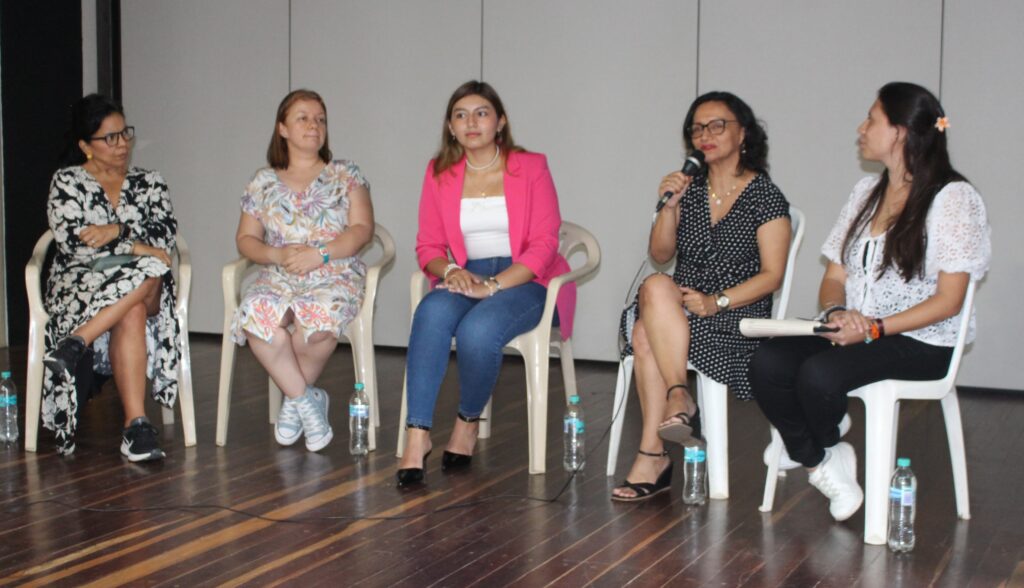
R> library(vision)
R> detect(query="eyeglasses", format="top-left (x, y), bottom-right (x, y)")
top-left (688, 119), bottom-right (737, 138)
top-left (89, 126), bottom-right (136, 146)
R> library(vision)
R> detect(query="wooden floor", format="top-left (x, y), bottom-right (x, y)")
top-left (1, 336), bottom-right (1022, 587)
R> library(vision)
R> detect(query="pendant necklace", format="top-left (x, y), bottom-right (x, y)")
top-left (707, 177), bottom-right (738, 206)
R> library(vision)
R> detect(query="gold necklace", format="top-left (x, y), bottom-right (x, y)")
top-left (707, 178), bottom-right (738, 206)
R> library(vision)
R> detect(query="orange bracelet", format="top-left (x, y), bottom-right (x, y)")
top-left (868, 320), bottom-right (881, 341)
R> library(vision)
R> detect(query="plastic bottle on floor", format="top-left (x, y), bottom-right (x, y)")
top-left (682, 446), bottom-right (707, 505)
top-left (888, 457), bottom-right (917, 552)
top-left (348, 382), bottom-right (369, 456)
top-left (0, 371), bottom-right (19, 445)
top-left (563, 395), bottom-right (585, 472)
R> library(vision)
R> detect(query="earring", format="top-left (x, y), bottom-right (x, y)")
top-left (86, 152), bottom-right (93, 160)
top-left (740, 144), bottom-right (747, 155)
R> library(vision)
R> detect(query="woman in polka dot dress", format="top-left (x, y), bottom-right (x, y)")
top-left (612, 92), bottom-right (791, 501)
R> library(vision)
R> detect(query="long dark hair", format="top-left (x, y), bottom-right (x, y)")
top-left (841, 82), bottom-right (966, 280)
top-left (432, 80), bottom-right (524, 176)
top-left (266, 89), bottom-right (332, 169)
top-left (682, 91), bottom-right (769, 176)
top-left (60, 94), bottom-right (124, 166)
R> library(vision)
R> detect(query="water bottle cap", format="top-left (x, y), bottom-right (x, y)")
top-left (0, 371), bottom-right (9, 379)
top-left (354, 382), bottom-right (364, 391)
top-left (897, 457), bottom-right (911, 467)
top-left (569, 395), bottom-right (580, 405)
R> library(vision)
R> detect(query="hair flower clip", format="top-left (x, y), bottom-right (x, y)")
top-left (934, 116), bottom-right (950, 132)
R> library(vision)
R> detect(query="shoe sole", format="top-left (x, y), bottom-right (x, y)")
top-left (275, 428), bottom-right (303, 446)
top-left (658, 422), bottom-right (700, 447)
top-left (120, 441), bottom-right (166, 462)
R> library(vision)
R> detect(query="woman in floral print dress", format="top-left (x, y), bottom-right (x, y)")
top-left (231, 89), bottom-right (374, 452)
top-left (44, 94), bottom-right (180, 460)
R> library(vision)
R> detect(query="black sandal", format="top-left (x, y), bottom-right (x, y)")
top-left (611, 449), bottom-right (673, 502)
top-left (658, 384), bottom-right (703, 446)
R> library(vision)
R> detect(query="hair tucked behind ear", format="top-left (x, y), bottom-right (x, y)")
top-left (840, 82), bottom-right (966, 280)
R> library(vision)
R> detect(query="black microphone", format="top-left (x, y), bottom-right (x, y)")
top-left (655, 151), bottom-right (705, 212)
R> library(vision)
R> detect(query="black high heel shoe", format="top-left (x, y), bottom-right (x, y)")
top-left (397, 425), bottom-right (433, 488)
top-left (441, 412), bottom-right (483, 472)
top-left (611, 449), bottom-right (673, 502)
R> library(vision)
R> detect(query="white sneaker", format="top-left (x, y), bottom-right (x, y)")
top-left (807, 441), bottom-right (863, 521)
top-left (764, 413), bottom-right (852, 471)
top-left (296, 387), bottom-right (333, 452)
top-left (274, 396), bottom-right (303, 446)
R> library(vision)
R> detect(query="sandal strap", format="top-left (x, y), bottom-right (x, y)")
top-left (457, 412), bottom-right (486, 423)
top-left (616, 480), bottom-right (658, 497)
top-left (638, 449), bottom-right (669, 457)
top-left (665, 384), bottom-right (690, 399)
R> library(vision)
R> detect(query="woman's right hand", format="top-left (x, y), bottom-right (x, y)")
top-left (133, 243), bottom-right (172, 266)
top-left (442, 268), bottom-right (482, 294)
top-left (657, 171), bottom-right (694, 211)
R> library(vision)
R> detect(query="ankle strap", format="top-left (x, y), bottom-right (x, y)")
top-left (665, 384), bottom-right (689, 399)
top-left (457, 412), bottom-right (486, 423)
top-left (638, 449), bottom-right (669, 457)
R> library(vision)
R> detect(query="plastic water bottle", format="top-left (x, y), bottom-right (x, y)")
top-left (562, 395), bottom-right (585, 472)
top-left (888, 457), bottom-right (917, 552)
top-left (682, 446), bottom-right (707, 505)
top-left (348, 382), bottom-right (369, 456)
top-left (0, 371), bottom-right (19, 445)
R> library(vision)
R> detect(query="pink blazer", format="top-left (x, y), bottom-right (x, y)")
top-left (416, 150), bottom-right (576, 339)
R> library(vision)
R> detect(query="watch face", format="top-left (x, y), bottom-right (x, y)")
top-left (717, 295), bottom-right (729, 308)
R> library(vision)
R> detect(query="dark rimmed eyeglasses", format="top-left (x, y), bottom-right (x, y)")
top-left (89, 126), bottom-right (136, 146)
top-left (688, 119), bottom-right (737, 138)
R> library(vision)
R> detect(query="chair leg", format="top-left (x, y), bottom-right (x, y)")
top-left (860, 395), bottom-right (898, 545)
top-left (522, 340), bottom-right (551, 475)
top-left (176, 322), bottom-right (197, 447)
top-left (478, 399), bottom-right (493, 439)
top-left (396, 371), bottom-right (408, 458)
top-left (760, 426), bottom-right (785, 512)
top-left (559, 338), bottom-right (578, 400)
top-left (268, 379), bottom-right (283, 424)
top-left (606, 356), bottom-right (633, 477)
top-left (941, 390), bottom-right (971, 519)
top-left (215, 330), bottom-right (237, 447)
top-left (24, 319), bottom-right (46, 452)
top-left (698, 374), bottom-right (730, 500)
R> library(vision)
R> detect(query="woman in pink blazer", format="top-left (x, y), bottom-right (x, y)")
top-left (397, 81), bottom-right (575, 487)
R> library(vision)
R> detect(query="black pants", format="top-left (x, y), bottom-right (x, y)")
top-left (750, 335), bottom-right (953, 468)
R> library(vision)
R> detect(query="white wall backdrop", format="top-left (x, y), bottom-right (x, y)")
top-left (120, 0), bottom-right (1022, 390)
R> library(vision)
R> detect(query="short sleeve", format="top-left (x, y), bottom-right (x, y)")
top-left (822, 176), bottom-right (878, 264)
top-left (753, 178), bottom-right (790, 227)
top-left (241, 169), bottom-right (267, 218)
top-left (340, 160), bottom-right (370, 192)
top-left (926, 182), bottom-right (991, 280)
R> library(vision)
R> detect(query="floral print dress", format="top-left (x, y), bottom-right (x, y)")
top-left (231, 160), bottom-right (368, 344)
top-left (44, 166), bottom-right (180, 455)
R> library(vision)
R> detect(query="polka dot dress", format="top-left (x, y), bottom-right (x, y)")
top-left (621, 173), bottom-right (790, 400)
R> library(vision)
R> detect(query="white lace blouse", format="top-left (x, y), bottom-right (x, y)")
top-left (821, 177), bottom-right (991, 347)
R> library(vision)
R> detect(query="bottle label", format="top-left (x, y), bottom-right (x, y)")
top-left (349, 404), bottom-right (369, 418)
top-left (563, 417), bottom-right (584, 434)
top-left (890, 487), bottom-right (915, 506)
top-left (0, 395), bottom-right (13, 408)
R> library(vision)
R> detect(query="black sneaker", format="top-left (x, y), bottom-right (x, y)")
top-left (120, 417), bottom-right (166, 462)
top-left (44, 335), bottom-right (89, 378)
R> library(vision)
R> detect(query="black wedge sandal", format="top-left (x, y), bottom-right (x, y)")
top-left (442, 412), bottom-right (483, 471)
top-left (657, 384), bottom-right (703, 447)
top-left (611, 449), bottom-right (673, 502)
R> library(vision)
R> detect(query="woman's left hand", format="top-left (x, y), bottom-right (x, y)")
top-left (281, 245), bottom-right (324, 275)
top-left (679, 287), bottom-right (718, 317)
top-left (79, 224), bottom-right (119, 248)
top-left (821, 309), bottom-right (872, 346)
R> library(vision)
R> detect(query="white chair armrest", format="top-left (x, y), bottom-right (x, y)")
top-left (174, 234), bottom-right (192, 316)
top-left (25, 231), bottom-right (54, 323)
top-left (222, 257), bottom-right (253, 317)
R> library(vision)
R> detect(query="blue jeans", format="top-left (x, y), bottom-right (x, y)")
top-left (405, 257), bottom-right (552, 429)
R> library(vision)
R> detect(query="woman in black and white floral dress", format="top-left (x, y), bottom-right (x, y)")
top-left (43, 94), bottom-right (179, 460)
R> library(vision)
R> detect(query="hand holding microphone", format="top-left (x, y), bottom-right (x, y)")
top-left (656, 151), bottom-right (705, 212)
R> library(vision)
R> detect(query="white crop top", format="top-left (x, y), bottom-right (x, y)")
top-left (461, 196), bottom-right (512, 259)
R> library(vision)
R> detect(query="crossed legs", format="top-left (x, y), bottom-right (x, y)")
top-left (245, 310), bottom-right (338, 399)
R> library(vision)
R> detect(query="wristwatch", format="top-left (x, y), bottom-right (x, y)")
top-left (715, 291), bottom-right (730, 312)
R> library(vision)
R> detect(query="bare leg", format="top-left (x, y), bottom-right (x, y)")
top-left (246, 313), bottom-right (307, 399)
top-left (399, 428), bottom-right (433, 469)
top-left (73, 277), bottom-right (161, 345)
top-left (637, 274), bottom-right (697, 421)
top-left (445, 418), bottom-right (479, 456)
top-left (611, 321), bottom-right (671, 498)
top-left (290, 327), bottom-right (338, 385)
top-left (109, 300), bottom-right (150, 427)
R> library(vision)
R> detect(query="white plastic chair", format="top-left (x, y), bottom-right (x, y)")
top-left (395, 221), bottom-right (601, 474)
top-left (24, 230), bottom-right (197, 450)
top-left (761, 281), bottom-right (977, 545)
top-left (606, 207), bottom-right (805, 500)
top-left (215, 223), bottom-right (395, 450)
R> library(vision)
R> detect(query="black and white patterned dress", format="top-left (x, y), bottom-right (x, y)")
top-left (44, 165), bottom-right (180, 455)
top-left (621, 173), bottom-right (790, 400)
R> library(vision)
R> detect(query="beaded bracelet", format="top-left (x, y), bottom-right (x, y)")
top-left (443, 263), bottom-right (461, 280)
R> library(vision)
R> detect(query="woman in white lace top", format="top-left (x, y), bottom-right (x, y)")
top-left (750, 82), bottom-right (991, 522)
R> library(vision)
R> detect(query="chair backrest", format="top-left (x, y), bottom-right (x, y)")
top-left (773, 206), bottom-right (806, 320)
top-left (557, 221), bottom-right (601, 281)
top-left (941, 280), bottom-right (977, 386)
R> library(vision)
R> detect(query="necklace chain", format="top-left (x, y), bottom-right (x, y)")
top-left (466, 146), bottom-right (501, 171)
top-left (707, 176), bottom-right (739, 206)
